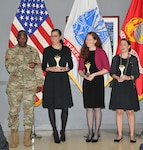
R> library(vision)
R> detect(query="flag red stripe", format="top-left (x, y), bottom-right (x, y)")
top-left (35, 96), bottom-right (39, 102)
top-left (38, 26), bottom-right (52, 45)
top-left (11, 24), bottom-right (18, 38)
top-left (46, 17), bottom-right (54, 29)
top-left (8, 24), bottom-right (18, 48)
top-left (8, 40), bottom-right (14, 48)
top-left (30, 34), bottom-right (44, 54)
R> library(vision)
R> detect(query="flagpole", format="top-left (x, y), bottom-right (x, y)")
top-left (136, 130), bottom-right (143, 138)
top-left (30, 109), bottom-right (42, 140)
top-left (31, 125), bottom-right (42, 139)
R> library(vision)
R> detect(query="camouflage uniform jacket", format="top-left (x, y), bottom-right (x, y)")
top-left (5, 44), bottom-right (44, 92)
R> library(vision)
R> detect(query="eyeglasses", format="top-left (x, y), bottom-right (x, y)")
top-left (51, 35), bottom-right (59, 38)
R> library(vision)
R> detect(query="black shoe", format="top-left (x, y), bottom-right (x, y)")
top-left (92, 138), bottom-right (99, 143)
top-left (114, 137), bottom-right (122, 142)
top-left (86, 137), bottom-right (92, 142)
top-left (130, 139), bottom-right (136, 143)
top-left (53, 130), bottom-right (60, 143)
top-left (92, 135), bottom-right (100, 143)
top-left (86, 134), bottom-right (93, 142)
top-left (60, 130), bottom-right (66, 142)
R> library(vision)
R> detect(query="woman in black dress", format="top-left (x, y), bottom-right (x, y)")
top-left (78, 32), bottom-right (110, 142)
top-left (109, 38), bottom-right (140, 143)
top-left (42, 29), bottom-right (73, 143)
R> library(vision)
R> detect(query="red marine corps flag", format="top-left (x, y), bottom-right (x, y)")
top-left (8, 0), bottom-right (54, 106)
top-left (116, 0), bottom-right (143, 100)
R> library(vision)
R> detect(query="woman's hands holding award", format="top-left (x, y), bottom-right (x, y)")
top-left (85, 62), bottom-right (91, 77)
top-left (84, 61), bottom-right (95, 81)
top-left (118, 65), bottom-right (128, 82)
top-left (47, 55), bottom-right (67, 72)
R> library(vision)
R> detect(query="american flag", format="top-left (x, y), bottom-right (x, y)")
top-left (8, 0), bottom-right (54, 106)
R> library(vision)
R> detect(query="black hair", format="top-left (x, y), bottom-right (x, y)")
top-left (51, 29), bottom-right (63, 45)
top-left (17, 30), bottom-right (27, 38)
top-left (51, 29), bottom-right (62, 36)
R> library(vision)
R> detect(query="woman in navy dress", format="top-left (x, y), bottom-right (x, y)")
top-left (109, 38), bottom-right (140, 143)
top-left (42, 29), bottom-right (73, 143)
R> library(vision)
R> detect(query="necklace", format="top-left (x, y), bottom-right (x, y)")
top-left (119, 55), bottom-right (130, 76)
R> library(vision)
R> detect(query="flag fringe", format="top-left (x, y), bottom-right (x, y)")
top-left (68, 72), bottom-right (83, 92)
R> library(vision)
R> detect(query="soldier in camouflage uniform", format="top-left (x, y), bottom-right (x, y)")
top-left (5, 30), bottom-right (43, 148)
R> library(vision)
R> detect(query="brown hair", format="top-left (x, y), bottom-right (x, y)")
top-left (121, 38), bottom-right (131, 52)
top-left (80, 32), bottom-right (102, 58)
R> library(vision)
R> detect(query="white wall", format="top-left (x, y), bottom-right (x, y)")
top-left (1, 0), bottom-right (143, 131)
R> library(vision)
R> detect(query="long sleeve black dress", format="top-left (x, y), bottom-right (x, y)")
top-left (42, 45), bottom-right (73, 109)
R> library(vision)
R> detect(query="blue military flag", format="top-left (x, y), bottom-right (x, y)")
top-left (64, 0), bottom-right (112, 91)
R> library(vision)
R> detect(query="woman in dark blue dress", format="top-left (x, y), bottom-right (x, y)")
top-left (42, 29), bottom-right (73, 143)
top-left (109, 38), bottom-right (140, 143)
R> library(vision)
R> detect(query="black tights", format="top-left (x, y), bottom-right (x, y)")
top-left (86, 108), bottom-right (102, 139)
top-left (48, 108), bottom-right (68, 132)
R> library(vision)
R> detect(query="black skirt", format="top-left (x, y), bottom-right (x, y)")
top-left (83, 75), bottom-right (104, 108)
top-left (83, 50), bottom-right (105, 108)
top-left (109, 79), bottom-right (139, 111)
